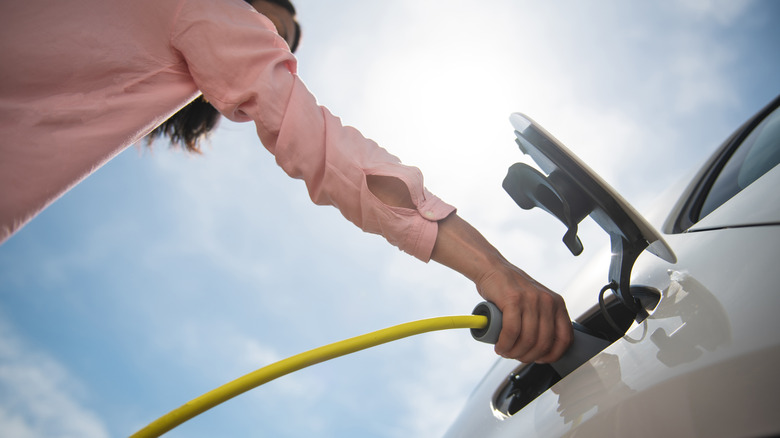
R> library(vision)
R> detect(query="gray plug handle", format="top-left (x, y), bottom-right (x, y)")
top-left (471, 301), bottom-right (503, 344)
top-left (471, 302), bottom-right (612, 377)
top-left (550, 323), bottom-right (610, 376)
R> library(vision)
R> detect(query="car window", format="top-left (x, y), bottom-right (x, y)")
top-left (697, 104), bottom-right (780, 220)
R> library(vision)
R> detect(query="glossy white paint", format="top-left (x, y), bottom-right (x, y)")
top-left (445, 111), bottom-right (780, 438)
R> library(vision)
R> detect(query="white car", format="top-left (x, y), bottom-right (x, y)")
top-left (446, 95), bottom-right (780, 438)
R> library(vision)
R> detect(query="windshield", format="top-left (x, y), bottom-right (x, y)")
top-left (698, 104), bottom-right (780, 220)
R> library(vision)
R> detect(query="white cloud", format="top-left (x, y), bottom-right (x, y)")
top-left (390, 332), bottom-right (497, 437)
top-left (677, 0), bottom-right (752, 24)
top-left (0, 319), bottom-right (109, 438)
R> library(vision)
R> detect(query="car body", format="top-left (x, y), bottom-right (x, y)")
top-left (445, 95), bottom-right (780, 438)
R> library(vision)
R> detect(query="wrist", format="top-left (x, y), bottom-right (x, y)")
top-left (431, 213), bottom-right (507, 283)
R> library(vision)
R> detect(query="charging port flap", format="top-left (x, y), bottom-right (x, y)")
top-left (503, 113), bottom-right (675, 314)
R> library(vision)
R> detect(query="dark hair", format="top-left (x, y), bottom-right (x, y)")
top-left (147, 0), bottom-right (300, 152)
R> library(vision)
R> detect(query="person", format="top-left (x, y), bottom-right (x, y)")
top-left (0, 0), bottom-right (572, 363)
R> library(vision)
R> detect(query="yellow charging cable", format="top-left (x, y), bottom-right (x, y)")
top-left (131, 314), bottom-right (489, 438)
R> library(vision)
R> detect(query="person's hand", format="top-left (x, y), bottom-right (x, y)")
top-left (430, 213), bottom-right (572, 363)
top-left (474, 260), bottom-right (572, 363)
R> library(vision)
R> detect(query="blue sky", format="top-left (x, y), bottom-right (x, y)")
top-left (1, 1), bottom-right (779, 437)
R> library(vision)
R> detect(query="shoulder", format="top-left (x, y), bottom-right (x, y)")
top-left (173, 0), bottom-right (277, 34)
top-left (170, 0), bottom-right (289, 63)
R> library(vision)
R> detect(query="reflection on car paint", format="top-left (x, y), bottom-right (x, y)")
top-left (648, 271), bottom-right (731, 367)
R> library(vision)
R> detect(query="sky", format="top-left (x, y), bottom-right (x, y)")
top-left (1, 0), bottom-right (779, 437)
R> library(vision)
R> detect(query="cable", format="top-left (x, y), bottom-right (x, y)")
top-left (131, 314), bottom-right (489, 438)
top-left (599, 282), bottom-right (627, 336)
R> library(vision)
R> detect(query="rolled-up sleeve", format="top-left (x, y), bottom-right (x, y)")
top-left (171, 0), bottom-right (455, 261)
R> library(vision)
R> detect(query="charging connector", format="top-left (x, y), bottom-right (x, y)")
top-left (470, 301), bottom-right (612, 378)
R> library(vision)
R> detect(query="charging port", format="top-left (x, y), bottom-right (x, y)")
top-left (493, 286), bottom-right (660, 417)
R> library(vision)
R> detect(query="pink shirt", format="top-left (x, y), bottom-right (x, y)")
top-left (0, 0), bottom-right (454, 261)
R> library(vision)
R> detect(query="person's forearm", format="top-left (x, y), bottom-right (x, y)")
top-left (429, 213), bottom-right (506, 284)
top-left (366, 175), bottom-right (511, 284)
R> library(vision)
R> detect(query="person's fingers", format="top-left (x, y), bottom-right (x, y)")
top-left (494, 298), bottom-right (522, 357)
top-left (538, 322), bottom-right (573, 363)
top-left (518, 293), bottom-right (556, 362)
top-left (537, 304), bottom-right (574, 363)
top-left (502, 292), bottom-right (539, 361)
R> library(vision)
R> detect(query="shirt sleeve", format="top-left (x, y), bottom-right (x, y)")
top-left (170, 0), bottom-right (455, 261)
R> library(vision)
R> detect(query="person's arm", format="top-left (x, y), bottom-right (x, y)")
top-left (173, 2), bottom-right (455, 261)
top-left (173, 0), bottom-right (572, 362)
top-left (368, 176), bottom-right (573, 363)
